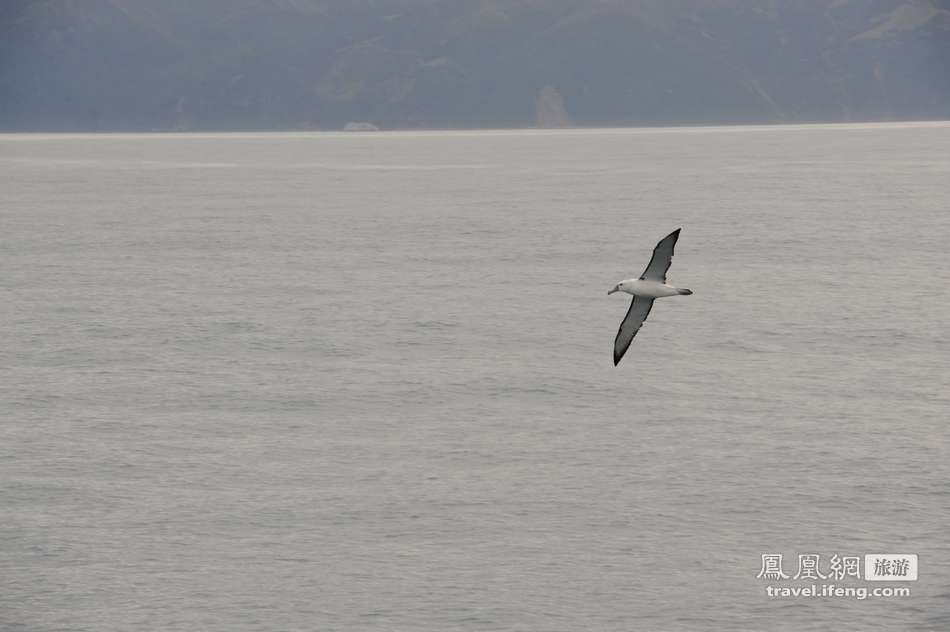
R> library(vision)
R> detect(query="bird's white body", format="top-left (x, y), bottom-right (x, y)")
top-left (613, 278), bottom-right (685, 299)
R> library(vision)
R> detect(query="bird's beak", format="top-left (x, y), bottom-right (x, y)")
top-left (607, 286), bottom-right (618, 295)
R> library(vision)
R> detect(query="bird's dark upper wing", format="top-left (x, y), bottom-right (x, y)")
top-left (613, 297), bottom-right (654, 366)
top-left (639, 228), bottom-right (680, 283)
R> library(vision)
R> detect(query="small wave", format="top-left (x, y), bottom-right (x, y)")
top-left (413, 319), bottom-right (458, 330)
top-left (136, 160), bottom-right (238, 169)
top-left (285, 162), bottom-right (493, 171)
top-left (708, 339), bottom-right (774, 354)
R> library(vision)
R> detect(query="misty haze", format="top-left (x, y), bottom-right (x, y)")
top-left (2, 1), bottom-right (950, 131)
top-left (2, 3), bottom-right (949, 632)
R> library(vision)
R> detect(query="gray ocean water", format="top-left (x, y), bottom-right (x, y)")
top-left (2, 123), bottom-right (949, 631)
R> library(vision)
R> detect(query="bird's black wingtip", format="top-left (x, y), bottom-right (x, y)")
top-left (613, 355), bottom-right (621, 367)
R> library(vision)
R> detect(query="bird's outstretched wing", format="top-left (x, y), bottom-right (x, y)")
top-left (639, 228), bottom-right (680, 282)
top-left (613, 297), bottom-right (654, 366)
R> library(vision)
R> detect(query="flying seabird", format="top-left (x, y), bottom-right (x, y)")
top-left (608, 228), bottom-right (692, 366)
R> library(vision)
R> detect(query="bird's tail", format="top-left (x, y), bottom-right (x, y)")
top-left (677, 288), bottom-right (693, 295)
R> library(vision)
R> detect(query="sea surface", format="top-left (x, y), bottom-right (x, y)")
top-left (2, 123), bottom-right (949, 631)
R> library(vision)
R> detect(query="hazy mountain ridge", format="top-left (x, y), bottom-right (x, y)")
top-left (1, 0), bottom-right (948, 130)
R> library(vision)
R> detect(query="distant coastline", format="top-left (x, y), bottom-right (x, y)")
top-left (3, 119), bottom-right (950, 137)
top-left (3, 2), bottom-right (948, 133)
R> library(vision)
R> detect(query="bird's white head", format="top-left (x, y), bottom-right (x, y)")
top-left (608, 282), bottom-right (623, 295)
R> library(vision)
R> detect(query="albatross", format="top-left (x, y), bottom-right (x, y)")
top-left (608, 228), bottom-right (692, 366)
